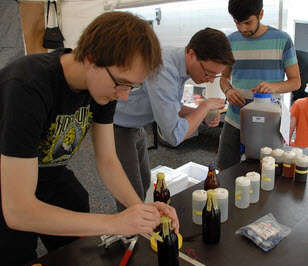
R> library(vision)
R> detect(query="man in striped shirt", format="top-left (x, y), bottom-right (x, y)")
top-left (217, 0), bottom-right (301, 170)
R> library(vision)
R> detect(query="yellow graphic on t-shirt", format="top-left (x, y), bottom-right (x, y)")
top-left (39, 105), bottom-right (93, 166)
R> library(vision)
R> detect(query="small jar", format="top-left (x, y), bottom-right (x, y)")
top-left (262, 156), bottom-right (275, 165)
top-left (235, 176), bottom-right (250, 209)
top-left (260, 147), bottom-right (272, 169)
top-left (271, 148), bottom-right (284, 176)
top-left (192, 190), bottom-right (207, 225)
top-left (295, 155), bottom-right (308, 183)
top-left (261, 161), bottom-right (275, 191)
top-left (282, 151), bottom-right (296, 178)
top-left (246, 172), bottom-right (260, 203)
top-left (291, 148), bottom-right (303, 157)
top-left (214, 188), bottom-right (229, 223)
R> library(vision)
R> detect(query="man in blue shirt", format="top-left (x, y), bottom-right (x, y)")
top-left (114, 28), bottom-right (235, 210)
top-left (216, 0), bottom-right (301, 171)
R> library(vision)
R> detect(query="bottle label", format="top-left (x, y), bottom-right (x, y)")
top-left (295, 169), bottom-right (308, 174)
top-left (249, 222), bottom-right (280, 240)
top-left (193, 210), bottom-right (202, 215)
top-left (235, 193), bottom-right (241, 200)
top-left (261, 176), bottom-right (271, 182)
top-left (283, 163), bottom-right (291, 168)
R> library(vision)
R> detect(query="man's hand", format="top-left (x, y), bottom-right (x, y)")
top-left (201, 97), bottom-right (225, 111)
top-left (251, 81), bottom-right (277, 94)
top-left (150, 201), bottom-right (180, 234)
top-left (206, 112), bottom-right (221, 127)
top-left (225, 89), bottom-right (246, 106)
top-left (112, 203), bottom-right (161, 236)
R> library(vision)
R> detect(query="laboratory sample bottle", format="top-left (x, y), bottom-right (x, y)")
top-left (154, 173), bottom-right (171, 204)
top-left (282, 151), bottom-right (296, 178)
top-left (192, 190), bottom-right (207, 225)
top-left (204, 164), bottom-right (220, 190)
top-left (261, 161), bottom-right (275, 191)
top-left (246, 171), bottom-right (260, 203)
top-left (235, 176), bottom-right (250, 209)
top-left (271, 148), bottom-right (284, 176)
top-left (214, 188), bottom-right (229, 223)
top-left (295, 155), bottom-right (308, 183)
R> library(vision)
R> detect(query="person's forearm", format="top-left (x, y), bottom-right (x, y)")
top-left (3, 196), bottom-right (119, 236)
top-left (271, 78), bottom-right (301, 93)
top-left (96, 157), bottom-right (142, 208)
top-left (220, 76), bottom-right (233, 94)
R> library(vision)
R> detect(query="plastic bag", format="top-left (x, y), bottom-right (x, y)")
top-left (235, 213), bottom-right (291, 251)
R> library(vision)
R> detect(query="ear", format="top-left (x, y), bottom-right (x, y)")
top-left (259, 9), bottom-right (264, 20)
top-left (187, 48), bottom-right (196, 58)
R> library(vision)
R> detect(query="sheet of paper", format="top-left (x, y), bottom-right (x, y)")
top-left (280, 101), bottom-right (290, 145)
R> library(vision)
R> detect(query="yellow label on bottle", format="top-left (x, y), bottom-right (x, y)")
top-left (262, 176), bottom-right (271, 182)
top-left (250, 189), bottom-right (253, 194)
top-left (283, 163), bottom-right (291, 168)
top-left (235, 194), bottom-right (241, 200)
top-left (275, 163), bottom-right (278, 167)
top-left (193, 210), bottom-right (202, 215)
top-left (295, 169), bottom-right (308, 174)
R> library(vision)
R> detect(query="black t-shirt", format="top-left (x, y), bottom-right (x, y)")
top-left (0, 48), bottom-right (116, 168)
top-left (293, 50), bottom-right (308, 100)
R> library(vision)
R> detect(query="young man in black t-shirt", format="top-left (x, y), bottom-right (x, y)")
top-left (0, 11), bottom-right (179, 265)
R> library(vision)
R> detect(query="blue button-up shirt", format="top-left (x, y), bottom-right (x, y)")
top-left (114, 47), bottom-right (191, 146)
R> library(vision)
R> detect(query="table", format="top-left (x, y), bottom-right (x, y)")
top-left (28, 159), bottom-right (308, 266)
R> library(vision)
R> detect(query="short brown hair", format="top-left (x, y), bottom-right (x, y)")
top-left (186, 27), bottom-right (235, 66)
top-left (74, 11), bottom-right (162, 73)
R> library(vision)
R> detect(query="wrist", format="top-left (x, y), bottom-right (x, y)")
top-left (224, 87), bottom-right (233, 96)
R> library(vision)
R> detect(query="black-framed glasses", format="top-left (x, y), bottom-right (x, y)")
top-left (198, 59), bottom-right (222, 79)
top-left (105, 67), bottom-right (143, 92)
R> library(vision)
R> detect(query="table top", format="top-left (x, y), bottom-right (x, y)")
top-left (28, 159), bottom-right (308, 266)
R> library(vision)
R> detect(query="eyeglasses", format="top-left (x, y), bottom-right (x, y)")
top-left (198, 59), bottom-right (222, 79)
top-left (105, 67), bottom-right (143, 92)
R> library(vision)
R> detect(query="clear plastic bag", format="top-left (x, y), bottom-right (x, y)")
top-left (235, 213), bottom-right (291, 251)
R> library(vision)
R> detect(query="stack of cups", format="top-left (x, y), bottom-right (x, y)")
top-left (246, 172), bottom-right (260, 203)
top-left (271, 148), bottom-right (284, 176)
top-left (235, 176), bottom-right (250, 209)
top-left (295, 155), bottom-right (308, 183)
top-left (261, 158), bottom-right (275, 191)
top-left (192, 190), bottom-right (207, 225)
top-left (282, 151), bottom-right (296, 178)
top-left (260, 147), bottom-right (273, 170)
top-left (214, 188), bottom-right (229, 223)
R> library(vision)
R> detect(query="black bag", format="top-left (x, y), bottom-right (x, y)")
top-left (43, 1), bottom-right (64, 49)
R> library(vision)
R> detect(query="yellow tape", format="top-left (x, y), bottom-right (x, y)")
top-left (275, 163), bottom-right (278, 167)
top-left (235, 194), bottom-right (241, 200)
top-left (250, 189), bottom-right (253, 194)
top-left (283, 163), bottom-right (291, 168)
top-left (262, 176), bottom-right (271, 182)
top-left (295, 169), bottom-right (308, 174)
top-left (193, 210), bottom-right (202, 215)
top-left (150, 232), bottom-right (183, 252)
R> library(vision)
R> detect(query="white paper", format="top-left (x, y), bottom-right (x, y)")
top-left (280, 101), bottom-right (290, 145)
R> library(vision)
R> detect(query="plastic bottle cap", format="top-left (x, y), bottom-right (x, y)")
top-left (214, 188), bottom-right (228, 199)
top-left (235, 176), bottom-right (250, 186)
top-left (262, 156), bottom-right (275, 164)
top-left (254, 93), bottom-right (272, 98)
top-left (150, 231), bottom-right (183, 252)
top-left (271, 148), bottom-right (284, 157)
top-left (283, 151), bottom-right (296, 160)
top-left (295, 155), bottom-right (308, 167)
top-left (261, 147), bottom-right (272, 155)
top-left (262, 161), bottom-right (275, 170)
top-left (246, 171), bottom-right (260, 181)
top-left (192, 190), bottom-right (207, 201)
top-left (208, 164), bottom-right (216, 168)
top-left (291, 148), bottom-right (303, 156)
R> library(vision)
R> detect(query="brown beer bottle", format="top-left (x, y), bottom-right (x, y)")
top-left (204, 164), bottom-right (220, 190)
top-left (154, 172), bottom-right (171, 204)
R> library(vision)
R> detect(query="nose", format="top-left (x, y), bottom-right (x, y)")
top-left (116, 90), bottom-right (130, 101)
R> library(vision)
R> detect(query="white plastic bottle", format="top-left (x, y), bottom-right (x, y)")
top-left (235, 176), bottom-right (250, 209)
top-left (246, 172), bottom-right (260, 203)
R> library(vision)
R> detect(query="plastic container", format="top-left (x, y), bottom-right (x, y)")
top-left (214, 188), bottom-right (229, 223)
top-left (282, 151), bottom-right (296, 178)
top-left (246, 172), bottom-right (260, 203)
top-left (291, 148), bottom-right (303, 157)
top-left (261, 161), bottom-right (275, 191)
top-left (235, 176), bottom-right (250, 209)
top-left (295, 155), bottom-right (308, 183)
top-left (192, 190), bottom-right (207, 225)
top-left (240, 93), bottom-right (283, 160)
top-left (260, 147), bottom-right (273, 168)
top-left (271, 148), bottom-right (284, 176)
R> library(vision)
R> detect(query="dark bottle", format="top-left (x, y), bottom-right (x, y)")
top-left (154, 172), bottom-right (171, 204)
top-left (202, 189), bottom-right (221, 244)
top-left (204, 164), bottom-right (220, 190)
top-left (157, 215), bottom-right (179, 266)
